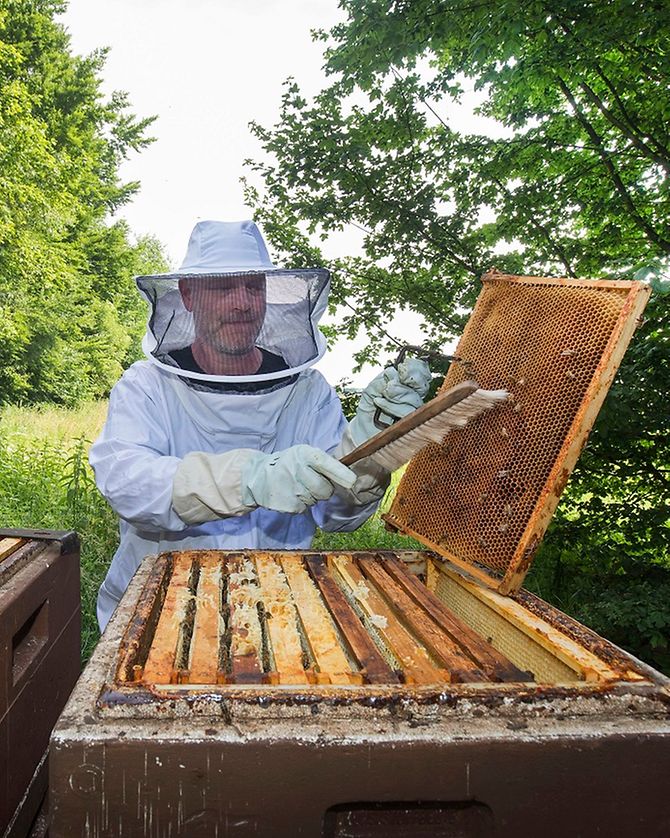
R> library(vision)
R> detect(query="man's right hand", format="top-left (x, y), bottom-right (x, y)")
top-left (350, 357), bottom-right (432, 446)
top-left (241, 445), bottom-right (357, 513)
top-left (172, 445), bottom-right (357, 524)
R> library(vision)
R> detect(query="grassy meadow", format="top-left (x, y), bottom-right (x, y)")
top-left (0, 401), bottom-right (414, 665)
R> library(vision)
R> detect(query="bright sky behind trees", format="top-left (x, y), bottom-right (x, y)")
top-left (57, 0), bottom-right (474, 384)
top-left (59, 0), bottom-right (344, 266)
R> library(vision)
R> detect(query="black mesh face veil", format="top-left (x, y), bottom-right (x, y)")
top-left (136, 269), bottom-right (330, 384)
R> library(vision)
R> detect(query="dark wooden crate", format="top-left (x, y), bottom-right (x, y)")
top-left (0, 529), bottom-right (80, 837)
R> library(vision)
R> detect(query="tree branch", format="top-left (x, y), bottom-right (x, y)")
top-left (341, 158), bottom-right (482, 275)
top-left (557, 76), bottom-right (670, 253)
top-left (551, 14), bottom-right (670, 169)
top-left (490, 176), bottom-right (577, 276)
top-left (577, 79), bottom-right (670, 174)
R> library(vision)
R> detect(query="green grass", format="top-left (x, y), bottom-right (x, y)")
top-left (313, 512), bottom-right (423, 553)
top-left (0, 401), bottom-right (115, 662)
top-left (313, 469), bottom-right (424, 552)
top-left (0, 400), bottom-right (108, 443)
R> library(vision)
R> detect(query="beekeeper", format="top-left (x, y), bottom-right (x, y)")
top-left (90, 220), bottom-right (431, 630)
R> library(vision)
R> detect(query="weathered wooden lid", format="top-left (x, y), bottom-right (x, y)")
top-left (383, 272), bottom-right (650, 594)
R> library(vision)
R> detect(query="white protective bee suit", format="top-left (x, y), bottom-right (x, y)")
top-left (90, 220), bottom-right (430, 631)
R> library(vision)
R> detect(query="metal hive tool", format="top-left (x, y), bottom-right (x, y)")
top-left (384, 271), bottom-right (650, 594)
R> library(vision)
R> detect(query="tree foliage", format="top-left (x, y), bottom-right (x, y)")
top-left (0, 0), bottom-right (167, 405)
top-left (246, 0), bottom-right (670, 666)
top-left (248, 0), bottom-right (670, 345)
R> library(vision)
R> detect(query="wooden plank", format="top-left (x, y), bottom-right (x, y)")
top-left (357, 555), bottom-right (488, 683)
top-left (426, 555), bottom-right (441, 593)
top-left (188, 552), bottom-right (223, 685)
top-left (379, 528), bottom-right (505, 592)
top-left (0, 537), bottom-right (24, 562)
top-left (331, 555), bottom-right (448, 685)
top-left (226, 553), bottom-right (264, 684)
top-left (434, 558), bottom-right (631, 682)
top-left (142, 554), bottom-right (194, 684)
top-left (254, 553), bottom-right (309, 685)
top-left (304, 554), bottom-right (399, 685)
top-left (279, 554), bottom-right (361, 685)
top-left (482, 272), bottom-right (638, 291)
top-left (115, 553), bottom-right (171, 683)
top-left (382, 556), bottom-right (529, 682)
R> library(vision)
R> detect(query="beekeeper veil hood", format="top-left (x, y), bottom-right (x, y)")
top-left (136, 220), bottom-right (330, 385)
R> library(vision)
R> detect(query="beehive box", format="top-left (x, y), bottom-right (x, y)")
top-left (50, 274), bottom-right (670, 837)
top-left (0, 528), bottom-right (80, 838)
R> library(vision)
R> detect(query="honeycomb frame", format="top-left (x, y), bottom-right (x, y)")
top-left (384, 271), bottom-right (650, 594)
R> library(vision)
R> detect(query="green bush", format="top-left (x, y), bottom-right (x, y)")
top-left (526, 541), bottom-right (670, 675)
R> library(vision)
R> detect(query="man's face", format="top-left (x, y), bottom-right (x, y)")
top-left (179, 275), bottom-right (267, 356)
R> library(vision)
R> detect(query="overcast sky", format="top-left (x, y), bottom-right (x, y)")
top-left (57, 0), bottom-right (438, 385)
top-left (59, 0), bottom-right (350, 260)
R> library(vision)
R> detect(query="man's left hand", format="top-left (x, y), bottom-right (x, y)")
top-left (350, 357), bottom-right (432, 446)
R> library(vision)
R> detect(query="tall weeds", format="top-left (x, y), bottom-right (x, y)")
top-left (0, 433), bottom-right (117, 663)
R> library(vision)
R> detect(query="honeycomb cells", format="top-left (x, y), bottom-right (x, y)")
top-left (385, 273), bottom-right (647, 586)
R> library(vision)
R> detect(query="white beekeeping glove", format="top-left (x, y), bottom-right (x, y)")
top-left (349, 357), bottom-right (432, 446)
top-left (330, 357), bottom-right (432, 505)
top-left (172, 445), bottom-right (356, 524)
top-left (241, 445), bottom-right (356, 513)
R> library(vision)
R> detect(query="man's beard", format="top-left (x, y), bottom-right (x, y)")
top-left (208, 320), bottom-right (262, 356)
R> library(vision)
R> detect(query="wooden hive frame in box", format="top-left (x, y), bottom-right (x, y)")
top-left (50, 274), bottom-right (670, 838)
top-left (113, 549), bottom-right (531, 689)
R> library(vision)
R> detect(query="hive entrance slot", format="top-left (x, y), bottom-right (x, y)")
top-left (12, 599), bottom-right (49, 684)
